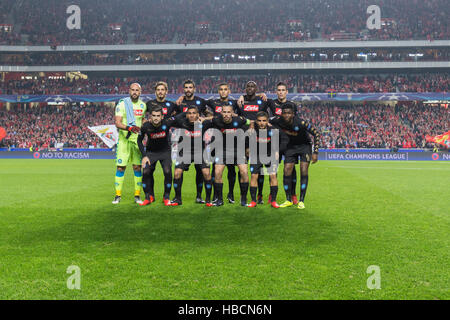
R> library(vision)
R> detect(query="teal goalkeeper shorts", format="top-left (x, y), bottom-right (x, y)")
top-left (115, 138), bottom-right (142, 166)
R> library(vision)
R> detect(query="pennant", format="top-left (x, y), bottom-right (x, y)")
top-left (88, 125), bottom-right (118, 148)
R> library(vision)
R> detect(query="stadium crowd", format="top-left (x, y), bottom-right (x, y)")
top-left (1, 102), bottom-right (448, 150)
top-left (1, 48), bottom-right (448, 66)
top-left (1, 73), bottom-right (448, 95)
top-left (301, 103), bottom-right (449, 149)
top-left (0, 0), bottom-right (448, 45)
top-left (1, 104), bottom-right (111, 149)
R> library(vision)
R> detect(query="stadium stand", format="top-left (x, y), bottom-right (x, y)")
top-left (1, 48), bottom-right (448, 66)
top-left (1, 102), bottom-right (448, 150)
top-left (0, 1), bottom-right (448, 152)
top-left (1, 73), bottom-right (448, 95)
top-left (0, 0), bottom-right (448, 45)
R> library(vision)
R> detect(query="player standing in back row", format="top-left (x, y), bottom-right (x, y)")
top-left (206, 83), bottom-right (241, 203)
top-left (237, 81), bottom-right (270, 204)
top-left (112, 83), bottom-right (147, 204)
top-left (175, 80), bottom-right (213, 204)
top-left (146, 81), bottom-right (180, 118)
top-left (238, 82), bottom-right (300, 205)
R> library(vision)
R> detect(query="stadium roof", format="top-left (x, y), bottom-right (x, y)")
top-left (1, 40), bottom-right (449, 53)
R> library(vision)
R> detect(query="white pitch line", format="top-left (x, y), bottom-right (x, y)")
top-left (328, 166), bottom-right (450, 171)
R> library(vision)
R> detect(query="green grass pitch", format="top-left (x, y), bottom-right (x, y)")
top-left (0, 159), bottom-right (448, 300)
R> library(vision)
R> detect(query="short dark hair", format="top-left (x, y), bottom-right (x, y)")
top-left (256, 111), bottom-right (269, 119)
top-left (276, 82), bottom-right (288, 89)
top-left (183, 79), bottom-right (196, 87)
top-left (281, 103), bottom-right (294, 112)
top-left (222, 104), bottom-right (234, 111)
top-left (217, 82), bottom-right (229, 89)
top-left (187, 105), bottom-right (198, 112)
top-left (151, 106), bottom-right (163, 114)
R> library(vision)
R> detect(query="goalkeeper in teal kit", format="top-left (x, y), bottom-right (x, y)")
top-left (112, 83), bottom-right (147, 204)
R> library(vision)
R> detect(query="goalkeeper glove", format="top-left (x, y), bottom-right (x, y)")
top-left (126, 126), bottom-right (140, 134)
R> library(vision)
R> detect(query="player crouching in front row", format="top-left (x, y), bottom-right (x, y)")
top-left (247, 111), bottom-right (289, 208)
top-left (270, 104), bottom-right (320, 210)
top-left (137, 106), bottom-right (180, 206)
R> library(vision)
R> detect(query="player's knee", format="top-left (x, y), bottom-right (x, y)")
top-left (203, 172), bottom-right (211, 180)
top-left (240, 173), bottom-right (249, 183)
top-left (174, 170), bottom-right (182, 179)
top-left (163, 168), bottom-right (172, 177)
top-left (269, 175), bottom-right (277, 184)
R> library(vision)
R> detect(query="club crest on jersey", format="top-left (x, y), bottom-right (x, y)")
top-left (257, 100), bottom-right (262, 105)
top-left (196, 100), bottom-right (200, 105)
top-left (215, 106), bottom-right (222, 113)
top-left (244, 105), bottom-right (259, 112)
top-left (166, 102), bottom-right (170, 107)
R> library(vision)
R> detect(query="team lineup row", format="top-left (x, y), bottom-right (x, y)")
top-left (113, 80), bottom-right (320, 209)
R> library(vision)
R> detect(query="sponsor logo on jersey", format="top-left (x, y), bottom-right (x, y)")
top-left (221, 128), bottom-right (238, 134)
top-left (275, 108), bottom-right (282, 115)
top-left (134, 109), bottom-right (144, 116)
top-left (162, 108), bottom-right (168, 114)
top-left (150, 131), bottom-right (167, 139)
top-left (183, 107), bottom-right (188, 112)
top-left (256, 137), bottom-right (271, 143)
top-left (244, 105), bottom-right (259, 112)
top-left (215, 106), bottom-right (223, 113)
top-left (184, 130), bottom-right (202, 137)
top-left (283, 129), bottom-right (298, 136)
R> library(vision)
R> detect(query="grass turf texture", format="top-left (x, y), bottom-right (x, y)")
top-left (0, 159), bottom-right (448, 300)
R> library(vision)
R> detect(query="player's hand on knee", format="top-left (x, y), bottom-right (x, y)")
top-left (311, 153), bottom-right (318, 164)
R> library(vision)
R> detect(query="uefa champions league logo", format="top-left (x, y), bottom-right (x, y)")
top-left (44, 95), bottom-right (74, 103)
